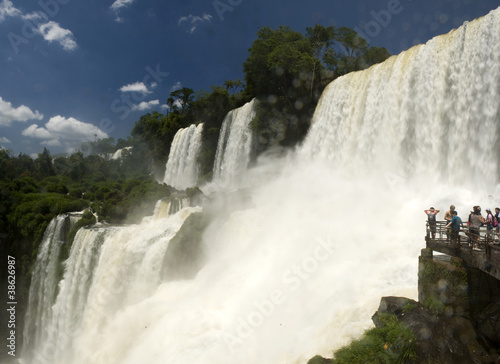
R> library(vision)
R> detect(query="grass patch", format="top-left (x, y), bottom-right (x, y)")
top-left (332, 313), bottom-right (416, 364)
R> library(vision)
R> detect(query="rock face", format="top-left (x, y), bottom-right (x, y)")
top-left (374, 296), bottom-right (494, 364)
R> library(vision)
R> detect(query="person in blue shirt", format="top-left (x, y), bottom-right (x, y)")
top-left (445, 210), bottom-right (463, 249)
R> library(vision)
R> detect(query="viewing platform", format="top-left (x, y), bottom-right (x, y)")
top-left (425, 221), bottom-right (500, 280)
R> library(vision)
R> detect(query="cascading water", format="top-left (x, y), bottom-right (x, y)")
top-left (300, 10), bottom-right (500, 190)
top-left (213, 98), bottom-right (256, 188)
top-left (152, 196), bottom-right (191, 219)
top-left (23, 214), bottom-right (74, 356)
top-left (163, 123), bottom-right (204, 190)
top-left (23, 7), bottom-right (500, 364)
top-left (23, 206), bottom-right (200, 364)
top-left (111, 146), bottom-right (132, 160)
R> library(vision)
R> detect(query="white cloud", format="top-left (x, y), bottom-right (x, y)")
top-left (110, 0), bottom-right (136, 22)
top-left (0, 97), bottom-right (43, 126)
top-left (22, 124), bottom-right (52, 139)
top-left (22, 116), bottom-right (108, 150)
top-left (178, 13), bottom-right (213, 33)
top-left (41, 139), bottom-right (62, 147)
top-left (0, 136), bottom-right (11, 144)
top-left (119, 81), bottom-right (152, 94)
top-left (0, 0), bottom-right (20, 22)
top-left (38, 21), bottom-right (77, 51)
top-left (170, 81), bottom-right (182, 91)
top-left (110, 0), bottom-right (135, 11)
top-left (0, 2), bottom-right (77, 51)
top-left (131, 99), bottom-right (159, 111)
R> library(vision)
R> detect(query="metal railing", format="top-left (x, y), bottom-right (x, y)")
top-left (426, 220), bottom-right (500, 251)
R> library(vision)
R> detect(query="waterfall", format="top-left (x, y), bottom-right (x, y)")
top-left (23, 7), bottom-right (500, 364)
top-left (25, 206), bottom-right (200, 364)
top-left (111, 146), bottom-right (132, 160)
top-left (163, 123), bottom-right (204, 190)
top-left (300, 9), bottom-right (500, 189)
top-left (152, 196), bottom-right (190, 219)
top-left (213, 99), bottom-right (256, 188)
top-left (23, 215), bottom-right (71, 356)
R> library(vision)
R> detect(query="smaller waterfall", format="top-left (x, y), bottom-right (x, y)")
top-left (152, 196), bottom-right (191, 219)
top-left (22, 213), bottom-right (81, 360)
top-left (27, 206), bottom-right (200, 364)
top-left (213, 99), bottom-right (256, 187)
top-left (112, 146), bottom-right (132, 160)
top-left (163, 123), bottom-right (204, 190)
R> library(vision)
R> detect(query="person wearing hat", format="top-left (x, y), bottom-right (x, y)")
top-left (424, 207), bottom-right (440, 239)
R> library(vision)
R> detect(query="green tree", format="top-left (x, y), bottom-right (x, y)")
top-left (306, 24), bottom-right (336, 98)
top-left (243, 25), bottom-right (316, 104)
top-left (36, 148), bottom-right (55, 178)
top-left (223, 79), bottom-right (244, 94)
top-left (170, 87), bottom-right (195, 113)
top-left (322, 26), bottom-right (390, 77)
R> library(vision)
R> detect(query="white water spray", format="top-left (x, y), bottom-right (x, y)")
top-left (24, 7), bottom-right (500, 364)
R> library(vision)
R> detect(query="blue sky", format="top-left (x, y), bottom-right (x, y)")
top-left (0, 0), bottom-right (498, 156)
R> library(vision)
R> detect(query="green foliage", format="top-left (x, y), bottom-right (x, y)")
top-left (243, 25), bottom-right (391, 149)
top-left (170, 87), bottom-right (195, 113)
top-left (79, 137), bottom-right (116, 155)
top-left (131, 111), bottom-right (182, 171)
top-left (419, 257), bottom-right (468, 315)
top-left (402, 301), bottom-right (418, 314)
top-left (91, 178), bottom-right (172, 223)
top-left (244, 25), bottom-right (317, 101)
top-left (332, 314), bottom-right (416, 364)
top-left (424, 297), bottom-right (445, 315)
top-left (223, 79), bottom-right (244, 94)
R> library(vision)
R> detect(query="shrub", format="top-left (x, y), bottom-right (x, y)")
top-left (333, 314), bottom-right (416, 364)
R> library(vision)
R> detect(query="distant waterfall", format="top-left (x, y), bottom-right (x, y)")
top-left (111, 146), bottom-right (132, 160)
top-left (213, 99), bottom-right (256, 187)
top-left (164, 123), bottom-right (204, 190)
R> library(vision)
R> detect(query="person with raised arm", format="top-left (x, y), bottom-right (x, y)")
top-left (425, 207), bottom-right (440, 239)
